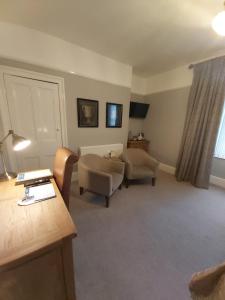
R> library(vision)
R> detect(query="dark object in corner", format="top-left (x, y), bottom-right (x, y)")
top-left (129, 101), bottom-right (149, 118)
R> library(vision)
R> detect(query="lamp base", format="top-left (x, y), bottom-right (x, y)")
top-left (0, 172), bottom-right (17, 181)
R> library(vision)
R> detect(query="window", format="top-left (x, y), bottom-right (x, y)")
top-left (214, 102), bottom-right (225, 159)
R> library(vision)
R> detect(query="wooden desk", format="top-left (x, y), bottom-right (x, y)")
top-left (0, 178), bottom-right (77, 300)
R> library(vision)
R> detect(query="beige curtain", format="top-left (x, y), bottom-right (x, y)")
top-left (175, 57), bottom-right (225, 188)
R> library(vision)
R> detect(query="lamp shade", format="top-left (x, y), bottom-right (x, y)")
top-left (212, 11), bottom-right (225, 36)
top-left (12, 134), bottom-right (31, 151)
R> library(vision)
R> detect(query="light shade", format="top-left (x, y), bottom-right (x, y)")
top-left (12, 134), bottom-right (31, 151)
top-left (212, 11), bottom-right (225, 36)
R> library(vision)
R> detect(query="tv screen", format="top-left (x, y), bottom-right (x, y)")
top-left (129, 101), bottom-right (149, 118)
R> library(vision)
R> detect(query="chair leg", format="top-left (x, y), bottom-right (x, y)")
top-left (80, 187), bottom-right (84, 195)
top-left (152, 177), bottom-right (156, 186)
top-left (125, 178), bottom-right (129, 188)
top-left (119, 183), bottom-right (122, 190)
top-left (105, 196), bottom-right (110, 208)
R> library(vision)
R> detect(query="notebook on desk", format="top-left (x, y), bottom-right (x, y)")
top-left (16, 169), bottom-right (53, 185)
top-left (17, 182), bottom-right (56, 206)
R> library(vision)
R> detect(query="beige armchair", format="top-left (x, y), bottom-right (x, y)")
top-left (189, 262), bottom-right (225, 299)
top-left (122, 148), bottom-right (159, 187)
top-left (78, 154), bottom-right (125, 207)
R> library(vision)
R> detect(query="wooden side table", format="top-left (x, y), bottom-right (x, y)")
top-left (127, 139), bottom-right (150, 152)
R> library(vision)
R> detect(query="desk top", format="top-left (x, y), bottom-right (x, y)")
top-left (0, 178), bottom-right (77, 270)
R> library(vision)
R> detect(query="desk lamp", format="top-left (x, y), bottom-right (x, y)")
top-left (0, 130), bottom-right (31, 181)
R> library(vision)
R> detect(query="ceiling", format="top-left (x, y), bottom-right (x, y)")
top-left (0, 0), bottom-right (225, 77)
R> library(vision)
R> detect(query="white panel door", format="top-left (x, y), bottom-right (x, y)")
top-left (4, 74), bottom-right (62, 172)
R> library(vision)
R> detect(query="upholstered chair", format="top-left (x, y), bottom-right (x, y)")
top-left (78, 154), bottom-right (125, 207)
top-left (122, 148), bottom-right (159, 187)
top-left (53, 147), bottom-right (78, 209)
top-left (189, 262), bottom-right (225, 300)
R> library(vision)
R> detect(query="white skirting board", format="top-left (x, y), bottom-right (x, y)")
top-left (210, 175), bottom-right (225, 189)
top-left (159, 162), bottom-right (225, 189)
top-left (159, 163), bottom-right (176, 175)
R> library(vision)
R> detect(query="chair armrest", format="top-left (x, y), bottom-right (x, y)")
top-left (78, 163), bottom-right (112, 196)
top-left (189, 262), bottom-right (225, 297)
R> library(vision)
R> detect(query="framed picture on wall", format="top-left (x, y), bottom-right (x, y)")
top-left (106, 102), bottom-right (123, 128)
top-left (77, 98), bottom-right (99, 127)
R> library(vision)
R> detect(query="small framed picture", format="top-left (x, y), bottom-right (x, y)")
top-left (77, 98), bottom-right (99, 127)
top-left (106, 102), bottom-right (123, 128)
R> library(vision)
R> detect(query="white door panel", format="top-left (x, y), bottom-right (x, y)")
top-left (4, 75), bottom-right (62, 172)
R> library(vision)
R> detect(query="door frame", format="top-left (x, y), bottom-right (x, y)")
top-left (0, 65), bottom-right (68, 172)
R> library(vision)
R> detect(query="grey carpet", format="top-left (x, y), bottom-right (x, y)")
top-left (69, 172), bottom-right (225, 300)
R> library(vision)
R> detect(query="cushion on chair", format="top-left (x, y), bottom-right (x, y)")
top-left (132, 166), bottom-right (154, 179)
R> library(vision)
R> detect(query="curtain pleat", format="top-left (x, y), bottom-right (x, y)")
top-left (175, 57), bottom-right (225, 188)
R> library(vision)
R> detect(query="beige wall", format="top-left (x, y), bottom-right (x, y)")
top-left (144, 86), bottom-right (225, 179)
top-left (2, 57), bottom-right (225, 179)
top-left (129, 93), bottom-right (146, 137)
top-left (0, 114), bottom-right (4, 171)
top-left (211, 158), bottom-right (225, 179)
top-left (0, 22), bottom-right (132, 88)
top-left (144, 88), bottom-right (189, 166)
top-left (0, 58), bottom-right (131, 157)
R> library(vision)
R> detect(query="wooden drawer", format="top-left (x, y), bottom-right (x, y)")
top-left (127, 140), bottom-right (149, 152)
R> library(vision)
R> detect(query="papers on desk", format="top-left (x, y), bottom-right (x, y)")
top-left (16, 169), bottom-right (53, 185)
top-left (17, 183), bottom-right (56, 206)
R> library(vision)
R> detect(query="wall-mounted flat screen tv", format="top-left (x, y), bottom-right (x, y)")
top-left (129, 101), bottom-right (149, 118)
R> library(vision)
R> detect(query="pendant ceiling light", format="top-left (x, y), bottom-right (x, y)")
top-left (212, 2), bottom-right (225, 36)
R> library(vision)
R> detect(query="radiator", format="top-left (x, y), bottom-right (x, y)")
top-left (79, 143), bottom-right (124, 158)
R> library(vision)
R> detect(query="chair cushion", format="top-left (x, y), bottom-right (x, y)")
top-left (191, 273), bottom-right (225, 300)
top-left (132, 166), bottom-right (154, 179)
top-left (110, 172), bottom-right (123, 194)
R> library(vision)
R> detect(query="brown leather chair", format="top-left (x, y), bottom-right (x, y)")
top-left (53, 147), bottom-right (78, 209)
top-left (189, 262), bottom-right (225, 299)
